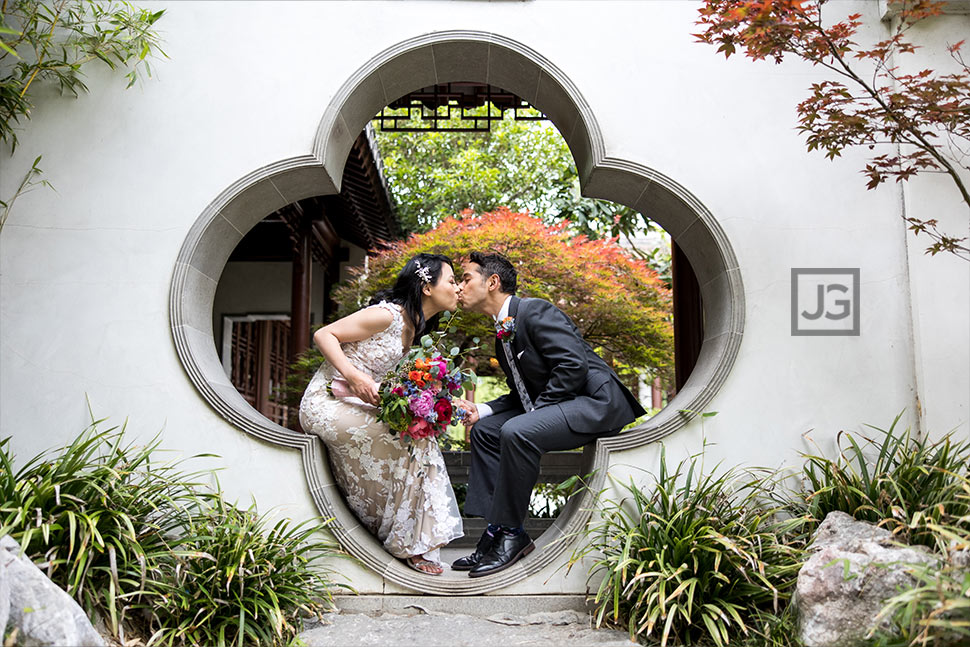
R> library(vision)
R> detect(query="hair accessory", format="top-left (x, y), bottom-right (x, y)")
top-left (414, 260), bottom-right (433, 285)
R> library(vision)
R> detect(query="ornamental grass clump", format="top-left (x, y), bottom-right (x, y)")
top-left (572, 449), bottom-right (807, 647)
top-left (798, 412), bottom-right (970, 550)
top-left (0, 419), bottom-right (207, 634)
top-left (866, 469), bottom-right (970, 647)
top-left (0, 419), bottom-right (344, 646)
top-left (872, 524), bottom-right (970, 647)
top-left (138, 495), bottom-right (341, 647)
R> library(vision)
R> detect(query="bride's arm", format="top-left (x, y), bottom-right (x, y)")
top-left (313, 307), bottom-right (394, 405)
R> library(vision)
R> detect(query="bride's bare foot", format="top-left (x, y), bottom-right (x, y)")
top-left (407, 556), bottom-right (444, 575)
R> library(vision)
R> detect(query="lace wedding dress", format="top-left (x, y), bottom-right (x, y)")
top-left (299, 301), bottom-right (463, 559)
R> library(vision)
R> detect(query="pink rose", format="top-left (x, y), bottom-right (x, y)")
top-left (408, 390), bottom-right (435, 418)
top-left (406, 417), bottom-right (433, 439)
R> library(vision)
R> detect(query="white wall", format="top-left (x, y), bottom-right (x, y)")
top-left (1, 0), bottom-right (967, 594)
top-left (895, 14), bottom-right (970, 440)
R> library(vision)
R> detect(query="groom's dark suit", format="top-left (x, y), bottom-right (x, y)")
top-left (465, 296), bottom-right (646, 527)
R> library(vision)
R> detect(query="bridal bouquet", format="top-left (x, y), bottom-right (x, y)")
top-left (376, 346), bottom-right (473, 441)
top-left (330, 311), bottom-right (478, 441)
top-left (377, 312), bottom-right (478, 441)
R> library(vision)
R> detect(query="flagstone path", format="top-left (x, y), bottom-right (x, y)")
top-left (299, 609), bottom-right (637, 646)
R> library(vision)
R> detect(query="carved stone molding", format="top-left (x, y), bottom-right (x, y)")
top-left (169, 30), bottom-right (745, 595)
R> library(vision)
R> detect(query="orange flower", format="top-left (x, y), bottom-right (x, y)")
top-left (415, 358), bottom-right (429, 370)
top-left (408, 370), bottom-right (423, 382)
top-left (422, 372), bottom-right (432, 382)
top-left (415, 379), bottom-right (426, 388)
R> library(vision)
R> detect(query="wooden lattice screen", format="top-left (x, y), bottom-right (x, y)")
top-left (229, 318), bottom-right (292, 427)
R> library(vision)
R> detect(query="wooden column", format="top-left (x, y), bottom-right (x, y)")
top-left (289, 213), bottom-right (312, 363)
top-left (256, 321), bottom-right (273, 414)
top-left (672, 241), bottom-right (704, 393)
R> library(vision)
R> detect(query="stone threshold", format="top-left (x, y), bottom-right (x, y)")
top-left (333, 594), bottom-right (591, 617)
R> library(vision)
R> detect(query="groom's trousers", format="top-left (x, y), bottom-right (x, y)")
top-left (464, 405), bottom-right (619, 528)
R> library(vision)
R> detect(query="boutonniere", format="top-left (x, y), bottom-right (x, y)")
top-left (496, 316), bottom-right (515, 343)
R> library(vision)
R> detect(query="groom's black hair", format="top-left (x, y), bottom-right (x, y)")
top-left (469, 252), bottom-right (517, 295)
top-left (370, 253), bottom-right (453, 344)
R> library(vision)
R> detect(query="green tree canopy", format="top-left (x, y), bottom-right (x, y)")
top-left (373, 112), bottom-right (655, 242)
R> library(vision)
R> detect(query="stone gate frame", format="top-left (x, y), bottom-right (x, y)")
top-left (169, 31), bottom-right (745, 595)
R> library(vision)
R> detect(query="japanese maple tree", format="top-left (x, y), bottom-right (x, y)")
top-left (334, 208), bottom-right (675, 379)
top-left (696, 0), bottom-right (970, 259)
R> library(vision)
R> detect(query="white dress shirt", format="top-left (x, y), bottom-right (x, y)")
top-left (475, 295), bottom-right (513, 420)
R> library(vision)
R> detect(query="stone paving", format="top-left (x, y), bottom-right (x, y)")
top-left (298, 609), bottom-right (637, 646)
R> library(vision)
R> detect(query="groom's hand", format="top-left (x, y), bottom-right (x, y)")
top-left (455, 398), bottom-right (479, 427)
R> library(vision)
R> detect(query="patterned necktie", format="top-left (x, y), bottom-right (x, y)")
top-left (501, 340), bottom-right (534, 412)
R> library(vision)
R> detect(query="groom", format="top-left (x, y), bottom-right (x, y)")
top-left (454, 252), bottom-right (645, 578)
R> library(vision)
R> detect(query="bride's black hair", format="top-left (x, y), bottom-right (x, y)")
top-left (369, 253), bottom-right (453, 344)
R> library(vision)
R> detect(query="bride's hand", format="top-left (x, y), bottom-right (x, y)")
top-left (347, 371), bottom-right (380, 405)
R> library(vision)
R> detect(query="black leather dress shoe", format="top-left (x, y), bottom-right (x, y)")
top-left (468, 531), bottom-right (534, 578)
top-left (451, 529), bottom-right (495, 571)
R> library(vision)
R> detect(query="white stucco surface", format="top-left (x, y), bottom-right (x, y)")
top-left (1, 1), bottom-right (967, 594)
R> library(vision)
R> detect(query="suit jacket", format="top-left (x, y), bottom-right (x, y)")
top-left (486, 296), bottom-right (646, 434)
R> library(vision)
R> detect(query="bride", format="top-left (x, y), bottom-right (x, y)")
top-left (299, 253), bottom-right (464, 575)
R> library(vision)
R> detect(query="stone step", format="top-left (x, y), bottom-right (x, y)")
top-left (332, 594), bottom-right (591, 617)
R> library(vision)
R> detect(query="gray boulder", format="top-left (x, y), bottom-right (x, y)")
top-left (1, 534), bottom-right (105, 647)
top-left (796, 511), bottom-right (937, 647)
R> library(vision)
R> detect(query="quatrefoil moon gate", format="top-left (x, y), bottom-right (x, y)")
top-left (169, 31), bottom-right (744, 595)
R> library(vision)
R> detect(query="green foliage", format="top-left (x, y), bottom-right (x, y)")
top-left (333, 208), bottom-right (674, 382)
top-left (870, 532), bottom-right (970, 646)
top-left (0, 0), bottom-right (166, 151)
top-left (0, 153), bottom-right (49, 234)
top-left (374, 111), bottom-right (654, 240)
top-left (796, 419), bottom-right (970, 647)
top-left (0, 419), bottom-right (208, 631)
top-left (797, 412), bottom-right (970, 550)
top-left (137, 495), bottom-right (341, 647)
top-left (572, 448), bottom-right (807, 647)
top-left (0, 418), bottom-right (344, 646)
top-left (797, 414), bottom-right (970, 646)
top-left (575, 414), bottom-right (970, 646)
top-left (871, 518), bottom-right (970, 647)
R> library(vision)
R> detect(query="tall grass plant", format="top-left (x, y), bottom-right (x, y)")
top-left (0, 418), bottom-right (345, 646)
top-left (571, 448), bottom-right (807, 646)
top-left (798, 413), bottom-right (970, 549)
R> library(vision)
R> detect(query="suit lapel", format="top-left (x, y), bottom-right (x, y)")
top-left (509, 295), bottom-right (521, 317)
top-left (495, 296), bottom-right (517, 376)
top-left (508, 296), bottom-right (522, 354)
